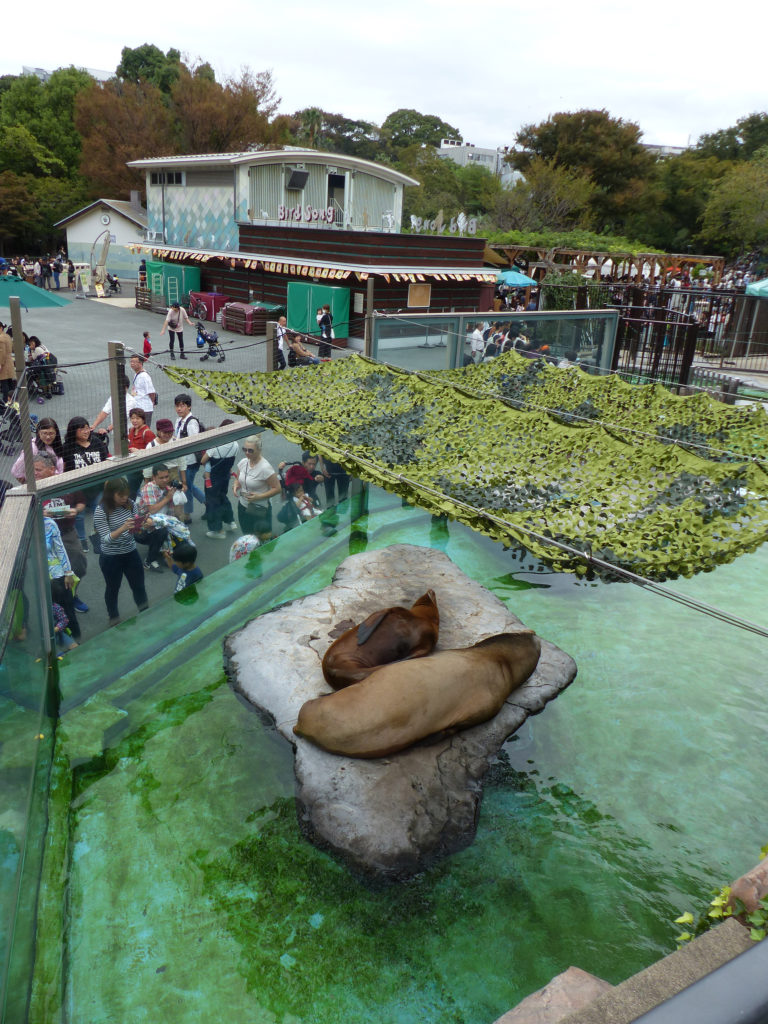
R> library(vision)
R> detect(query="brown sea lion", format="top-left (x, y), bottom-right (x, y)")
top-left (321, 590), bottom-right (439, 690)
top-left (296, 630), bottom-right (541, 758)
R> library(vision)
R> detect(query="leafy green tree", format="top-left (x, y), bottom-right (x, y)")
top-left (191, 61), bottom-right (216, 84)
top-left (509, 109), bottom-right (655, 231)
top-left (699, 151), bottom-right (768, 256)
top-left (696, 113), bottom-right (768, 162)
top-left (0, 172), bottom-right (44, 254)
top-left (454, 163), bottom-right (502, 216)
top-left (0, 124), bottom-right (67, 177)
top-left (622, 151), bottom-right (730, 251)
top-left (116, 44), bottom-right (182, 93)
top-left (396, 144), bottom-right (463, 222)
top-left (31, 175), bottom-right (90, 246)
top-left (297, 107), bottom-right (322, 148)
top-left (0, 67), bottom-right (93, 172)
top-left (290, 108), bottom-right (382, 161)
top-left (381, 108), bottom-right (461, 151)
top-left (492, 157), bottom-right (595, 232)
top-left (319, 112), bottom-right (381, 161)
top-left (0, 74), bottom-right (17, 99)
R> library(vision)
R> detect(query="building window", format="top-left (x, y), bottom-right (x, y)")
top-left (150, 171), bottom-right (185, 186)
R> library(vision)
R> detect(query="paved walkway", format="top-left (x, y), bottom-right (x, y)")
top-left (4, 289), bottom-right (347, 643)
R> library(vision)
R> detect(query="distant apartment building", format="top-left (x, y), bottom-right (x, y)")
top-left (436, 139), bottom-right (521, 188)
top-left (21, 65), bottom-right (112, 83)
top-left (641, 143), bottom-right (688, 158)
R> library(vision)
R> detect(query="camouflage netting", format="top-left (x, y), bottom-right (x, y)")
top-left (164, 353), bottom-right (768, 581)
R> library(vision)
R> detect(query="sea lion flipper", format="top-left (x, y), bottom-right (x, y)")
top-left (356, 610), bottom-right (388, 646)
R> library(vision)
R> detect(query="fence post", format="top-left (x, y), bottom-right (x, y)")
top-left (9, 296), bottom-right (36, 492)
top-left (265, 321), bottom-right (275, 373)
top-left (364, 277), bottom-right (375, 358)
top-left (108, 341), bottom-right (129, 459)
top-left (723, 378), bottom-right (739, 405)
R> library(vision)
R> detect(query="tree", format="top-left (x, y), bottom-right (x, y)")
top-left (0, 67), bottom-right (94, 173)
top-left (117, 44), bottom-right (182, 93)
top-left (492, 157), bottom-right (595, 232)
top-left (454, 163), bottom-right (502, 216)
top-left (0, 124), bottom-right (67, 177)
top-left (288, 108), bottom-right (383, 161)
top-left (0, 172), bottom-right (39, 254)
top-left (75, 79), bottom-right (173, 197)
top-left (622, 151), bottom-right (730, 252)
top-left (699, 152), bottom-right (768, 256)
top-left (298, 107), bottom-right (322, 148)
top-left (320, 112), bottom-right (381, 161)
top-left (30, 175), bottom-right (90, 250)
top-left (509, 109), bottom-right (655, 231)
top-left (170, 67), bottom-right (279, 153)
top-left (381, 108), bottom-right (461, 151)
top-left (395, 144), bottom-right (463, 223)
top-left (0, 74), bottom-right (17, 100)
top-left (696, 113), bottom-right (768, 162)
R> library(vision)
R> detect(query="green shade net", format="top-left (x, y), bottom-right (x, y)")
top-left (164, 353), bottom-right (768, 581)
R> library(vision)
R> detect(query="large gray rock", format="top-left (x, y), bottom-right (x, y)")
top-left (225, 544), bottom-right (577, 881)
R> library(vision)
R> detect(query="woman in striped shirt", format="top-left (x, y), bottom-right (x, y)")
top-left (93, 477), bottom-right (149, 626)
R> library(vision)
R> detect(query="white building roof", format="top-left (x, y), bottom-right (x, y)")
top-left (54, 199), bottom-right (147, 230)
top-left (127, 148), bottom-right (419, 188)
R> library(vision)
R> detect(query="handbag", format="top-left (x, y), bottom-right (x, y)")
top-left (89, 531), bottom-right (102, 555)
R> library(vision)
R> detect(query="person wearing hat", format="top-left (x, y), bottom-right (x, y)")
top-left (159, 302), bottom-right (191, 360)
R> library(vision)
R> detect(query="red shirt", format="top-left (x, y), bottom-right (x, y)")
top-left (128, 424), bottom-right (156, 450)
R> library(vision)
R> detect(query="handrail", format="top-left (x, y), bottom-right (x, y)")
top-left (631, 938), bottom-right (768, 1024)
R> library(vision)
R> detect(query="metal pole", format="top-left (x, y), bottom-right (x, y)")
top-left (265, 321), bottom-right (275, 372)
top-left (364, 277), bottom-right (375, 358)
top-left (744, 299), bottom-right (759, 363)
top-left (108, 341), bottom-right (129, 459)
top-left (9, 296), bottom-right (37, 492)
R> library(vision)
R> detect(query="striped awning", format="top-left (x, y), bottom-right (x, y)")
top-left (127, 243), bottom-right (498, 285)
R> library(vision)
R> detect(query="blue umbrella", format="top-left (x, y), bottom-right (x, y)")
top-left (0, 275), bottom-right (70, 310)
top-left (497, 269), bottom-right (537, 287)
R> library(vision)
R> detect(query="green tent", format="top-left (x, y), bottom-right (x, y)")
top-left (0, 276), bottom-right (70, 310)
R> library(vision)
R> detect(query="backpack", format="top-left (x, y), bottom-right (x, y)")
top-left (178, 415), bottom-right (204, 438)
top-left (179, 414), bottom-right (205, 464)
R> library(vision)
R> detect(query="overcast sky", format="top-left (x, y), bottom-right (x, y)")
top-left (4, 0), bottom-right (766, 152)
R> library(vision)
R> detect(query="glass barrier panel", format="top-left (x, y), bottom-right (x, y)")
top-left (371, 310), bottom-right (618, 374)
top-left (0, 496), bottom-right (57, 1023)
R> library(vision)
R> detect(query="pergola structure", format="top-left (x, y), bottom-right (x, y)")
top-left (490, 244), bottom-right (725, 286)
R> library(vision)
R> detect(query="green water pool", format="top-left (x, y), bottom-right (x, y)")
top-left (27, 487), bottom-right (768, 1023)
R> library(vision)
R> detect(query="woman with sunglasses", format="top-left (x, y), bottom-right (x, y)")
top-left (232, 435), bottom-right (280, 541)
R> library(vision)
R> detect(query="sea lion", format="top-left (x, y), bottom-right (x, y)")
top-left (321, 590), bottom-right (439, 690)
top-left (296, 631), bottom-right (541, 758)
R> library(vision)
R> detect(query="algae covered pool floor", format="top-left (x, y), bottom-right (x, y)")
top-left (35, 489), bottom-right (768, 1024)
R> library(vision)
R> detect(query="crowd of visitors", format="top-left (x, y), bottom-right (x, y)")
top-left (9, 392), bottom-right (352, 645)
top-left (465, 321), bottom-right (553, 364)
top-left (1, 251), bottom-right (70, 289)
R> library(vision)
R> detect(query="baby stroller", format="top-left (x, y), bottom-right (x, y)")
top-left (196, 321), bottom-right (225, 362)
top-left (27, 353), bottom-right (63, 402)
top-left (105, 273), bottom-right (121, 295)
